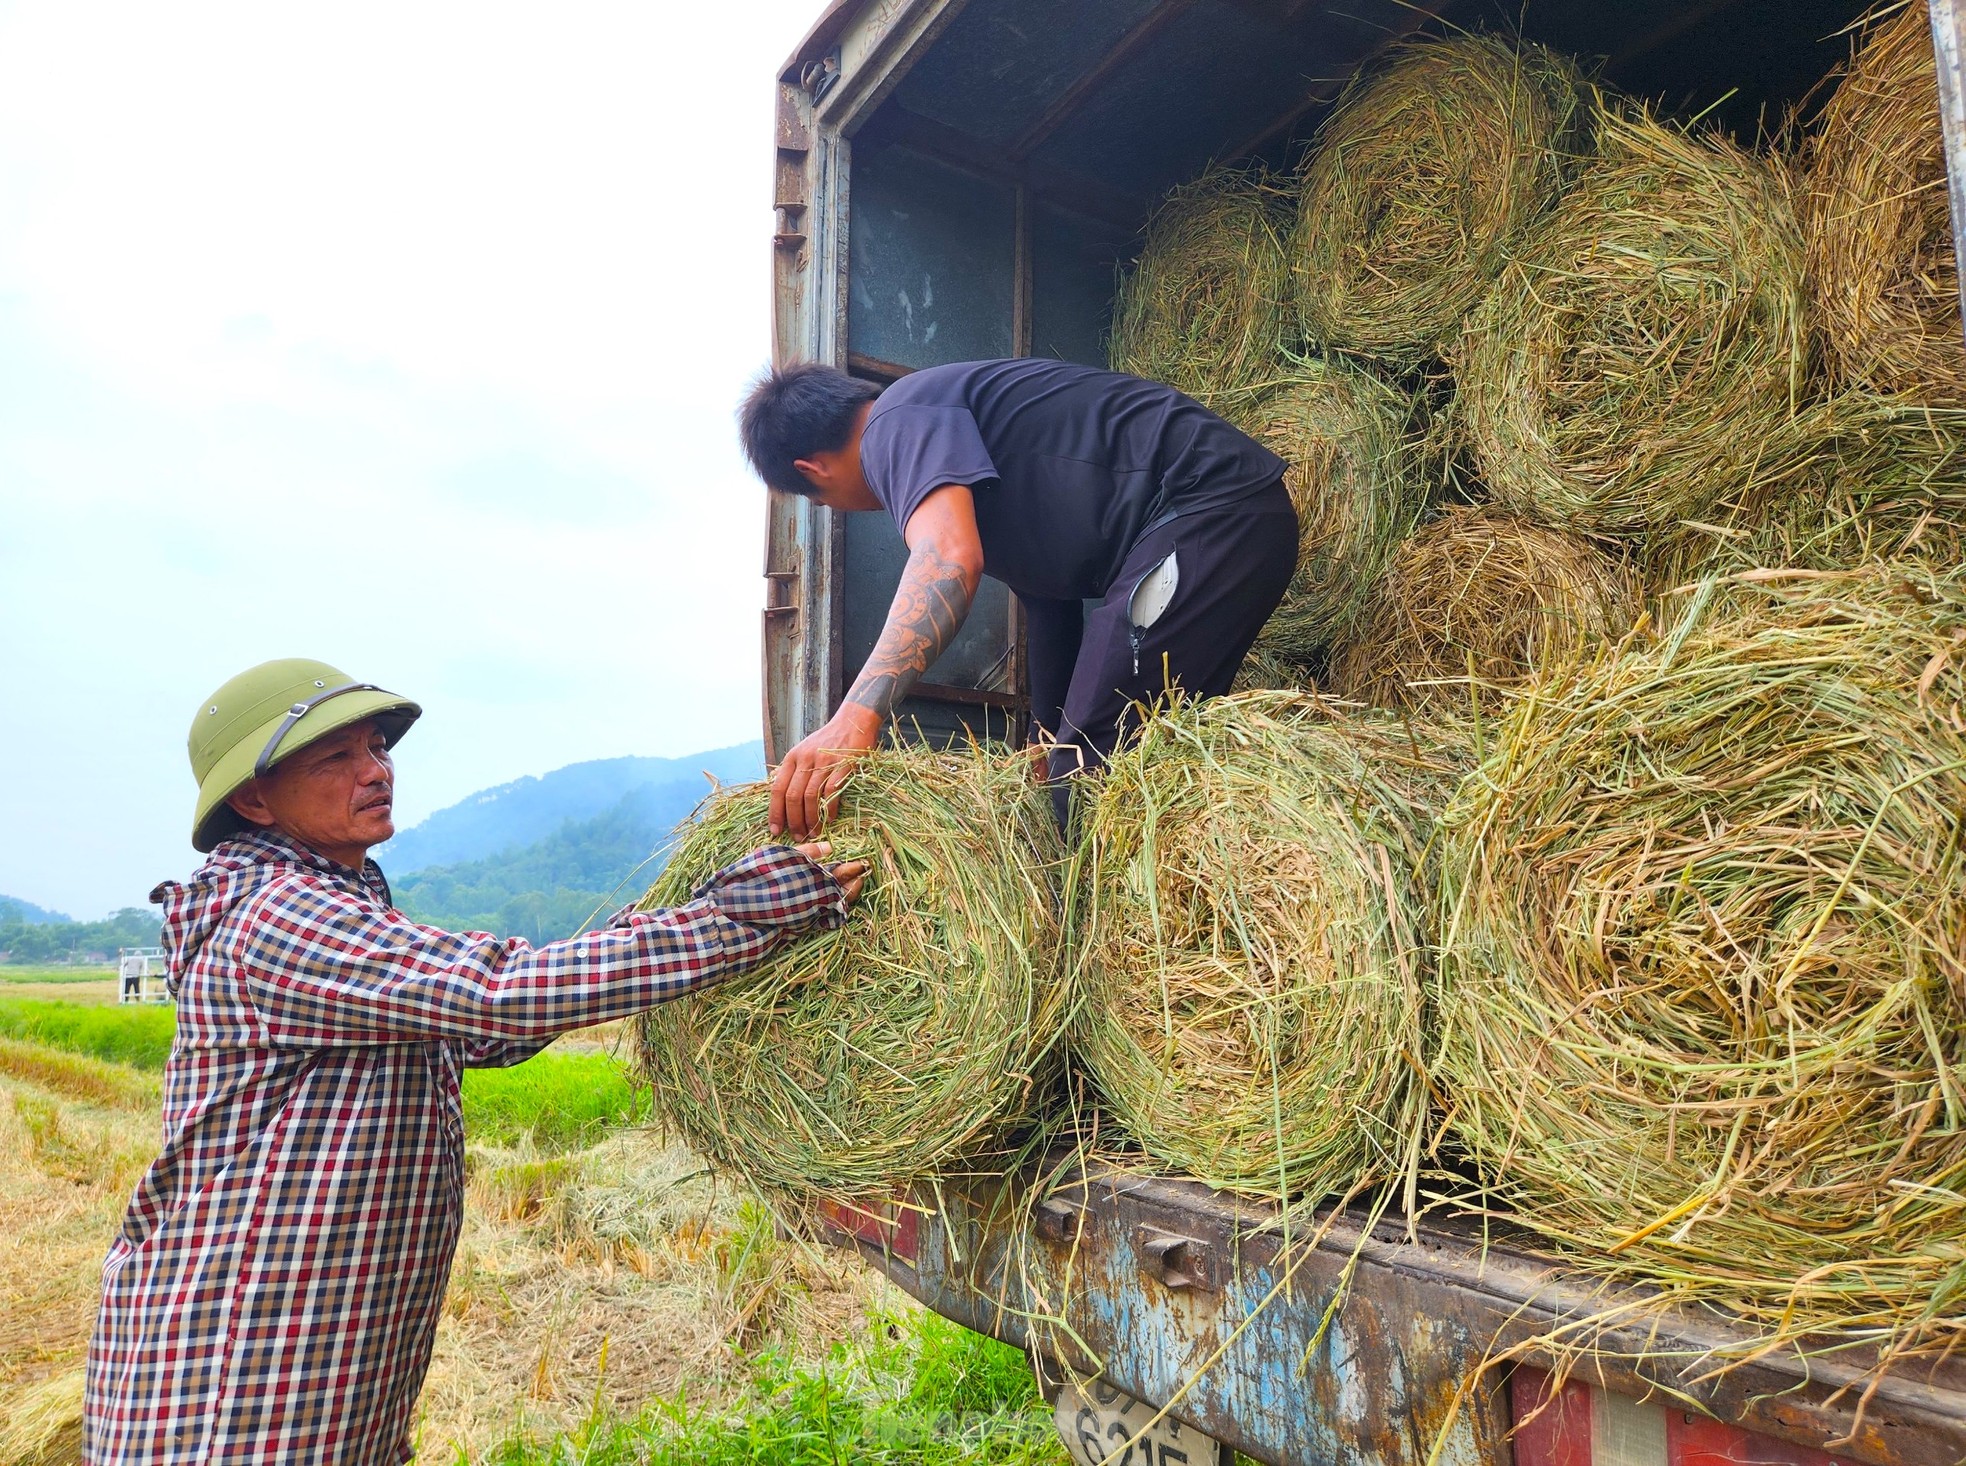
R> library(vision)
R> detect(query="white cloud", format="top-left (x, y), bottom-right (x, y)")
top-left (0, 0), bottom-right (826, 916)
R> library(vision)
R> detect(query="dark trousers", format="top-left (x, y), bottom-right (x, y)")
top-left (1020, 478), bottom-right (1298, 825)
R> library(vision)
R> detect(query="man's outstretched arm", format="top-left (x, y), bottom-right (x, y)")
top-left (770, 483), bottom-right (984, 838)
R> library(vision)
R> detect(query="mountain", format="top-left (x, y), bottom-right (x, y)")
top-left (390, 786), bottom-right (696, 944)
top-left (0, 894), bottom-right (73, 925)
top-left (377, 743), bottom-right (763, 875)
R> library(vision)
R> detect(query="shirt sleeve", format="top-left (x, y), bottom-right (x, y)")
top-left (860, 403), bottom-right (1000, 540)
top-left (226, 845), bottom-right (847, 1048)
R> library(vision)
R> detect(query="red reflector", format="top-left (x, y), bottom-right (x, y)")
top-left (1512, 1365), bottom-right (1865, 1466)
top-left (1666, 1413), bottom-right (1858, 1466)
top-left (814, 1193), bottom-right (920, 1264)
top-left (1512, 1367), bottom-right (1593, 1466)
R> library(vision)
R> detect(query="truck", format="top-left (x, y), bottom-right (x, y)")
top-left (757, 2), bottom-right (1966, 1463)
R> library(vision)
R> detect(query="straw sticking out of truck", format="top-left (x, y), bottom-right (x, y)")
top-left (762, 1), bottom-right (1966, 1460)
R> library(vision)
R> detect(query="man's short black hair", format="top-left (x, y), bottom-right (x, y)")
top-left (739, 361), bottom-right (882, 496)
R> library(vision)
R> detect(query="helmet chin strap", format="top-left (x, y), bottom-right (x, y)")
top-left (253, 682), bottom-right (383, 780)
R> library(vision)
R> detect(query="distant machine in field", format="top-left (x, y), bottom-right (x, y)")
top-left (117, 946), bottom-right (169, 1003)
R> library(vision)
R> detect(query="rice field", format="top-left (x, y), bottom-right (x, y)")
top-left (0, 979), bottom-right (1061, 1464)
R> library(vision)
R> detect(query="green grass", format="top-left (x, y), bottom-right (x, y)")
top-left (0, 965), bottom-right (117, 984)
top-left (0, 997), bottom-right (177, 1069)
top-left (472, 1307), bottom-right (1064, 1465)
top-left (0, 994), bottom-right (643, 1149)
top-left (460, 1051), bottom-right (650, 1149)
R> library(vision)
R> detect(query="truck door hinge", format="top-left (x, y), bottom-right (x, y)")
top-left (1035, 1197), bottom-right (1087, 1244)
top-left (1137, 1227), bottom-right (1214, 1291)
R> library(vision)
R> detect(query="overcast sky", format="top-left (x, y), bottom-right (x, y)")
top-left (0, 0), bottom-right (828, 917)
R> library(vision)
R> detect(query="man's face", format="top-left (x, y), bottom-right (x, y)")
top-left (228, 717), bottom-right (396, 866)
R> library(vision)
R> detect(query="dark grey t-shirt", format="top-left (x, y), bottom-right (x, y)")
top-left (858, 359), bottom-right (1288, 601)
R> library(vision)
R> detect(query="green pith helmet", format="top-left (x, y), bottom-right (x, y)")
top-left (188, 658), bottom-right (421, 853)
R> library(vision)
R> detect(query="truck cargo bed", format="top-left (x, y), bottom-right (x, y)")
top-left (820, 1167), bottom-right (1966, 1466)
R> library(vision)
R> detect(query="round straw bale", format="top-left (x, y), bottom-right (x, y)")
top-left (1110, 167), bottom-right (1291, 409)
top-left (1458, 108), bottom-right (1809, 536)
top-left (1292, 34), bottom-right (1590, 368)
top-left (1074, 693), bottom-right (1463, 1199)
top-left (1231, 358), bottom-right (1431, 661)
top-left (1807, 3), bottom-right (1965, 405)
top-left (1330, 506), bottom-right (1639, 713)
top-left (1644, 392), bottom-right (1966, 591)
top-left (635, 746), bottom-right (1067, 1200)
top-left (1435, 565), bottom-right (1966, 1343)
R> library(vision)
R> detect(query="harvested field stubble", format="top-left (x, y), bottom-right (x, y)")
top-left (1073, 693), bottom-right (1462, 1200)
top-left (1459, 108), bottom-right (1809, 536)
top-left (1292, 34), bottom-right (1590, 367)
top-left (1331, 506), bottom-right (1639, 714)
top-left (1434, 566), bottom-right (1966, 1353)
top-left (1110, 167), bottom-right (1291, 408)
top-left (635, 748), bottom-right (1068, 1201)
top-left (1807, 2), bottom-right (1966, 405)
top-left (1232, 358), bottom-right (1431, 662)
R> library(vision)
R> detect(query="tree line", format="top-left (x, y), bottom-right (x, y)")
top-left (0, 907), bottom-right (162, 965)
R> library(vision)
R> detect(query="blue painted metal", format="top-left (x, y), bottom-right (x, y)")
top-left (823, 1167), bottom-right (1966, 1466)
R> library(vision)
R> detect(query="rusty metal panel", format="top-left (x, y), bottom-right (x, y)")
top-left (764, 0), bottom-right (994, 759)
top-left (1931, 0), bottom-right (1966, 350)
top-left (846, 1174), bottom-right (1511, 1466)
top-left (817, 0), bottom-right (973, 137)
top-left (827, 1168), bottom-right (1966, 1466)
top-left (765, 77), bottom-right (852, 762)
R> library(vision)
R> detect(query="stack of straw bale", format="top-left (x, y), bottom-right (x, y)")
top-left (1231, 358), bottom-right (1431, 662)
top-left (1433, 566), bottom-right (1966, 1348)
top-left (635, 746), bottom-right (1069, 1201)
top-left (1110, 167), bottom-right (1290, 410)
top-left (1330, 506), bottom-right (1639, 714)
top-left (1072, 693), bottom-right (1463, 1200)
top-left (1458, 107), bottom-right (1809, 537)
top-left (1807, 2), bottom-right (1966, 406)
top-left (1646, 391), bottom-right (1966, 591)
top-left (1292, 34), bottom-right (1590, 368)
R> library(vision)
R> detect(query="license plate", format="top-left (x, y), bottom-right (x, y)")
top-left (1052, 1376), bottom-right (1225, 1466)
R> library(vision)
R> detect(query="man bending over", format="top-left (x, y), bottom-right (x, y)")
top-left (740, 358), bottom-right (1297, 834)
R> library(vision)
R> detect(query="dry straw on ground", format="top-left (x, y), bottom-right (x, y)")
top-left (1292, 34), bottom-right (1589, 368)
top-left (1459, 107), bottom-right (1809, 536)
top-left (1433, 565), bottom-right (1966, 1356)
top-left (635, 747), bottom-right (1068, 1201)
top-left (1331, 506), bottom-right (1639, 714)
top-left (1232, 357), bottom-right (1431, 662)
top-left (1807, 2), bottom-right (1965, 406)
top-left (1073, 693), bottom-right (1462, 1201)
top-left (1109, 167), bottom-right (1291, 410)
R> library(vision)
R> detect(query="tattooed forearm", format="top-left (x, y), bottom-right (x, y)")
top-left (844, 542), bottom-right (975, 723)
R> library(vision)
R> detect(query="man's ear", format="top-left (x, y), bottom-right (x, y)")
top-left (226, 782), bottom-right (279, 830)
top-left (792, 454), bottom-right (827, 488)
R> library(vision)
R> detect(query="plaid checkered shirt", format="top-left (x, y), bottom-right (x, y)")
top-left (83, 828), bottom-right (845, 1464)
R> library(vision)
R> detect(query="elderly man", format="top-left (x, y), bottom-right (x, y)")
top-left (83, 658), bottom-right (863, 1464)
top-left (739, 357), bottom-right (1296, 836)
